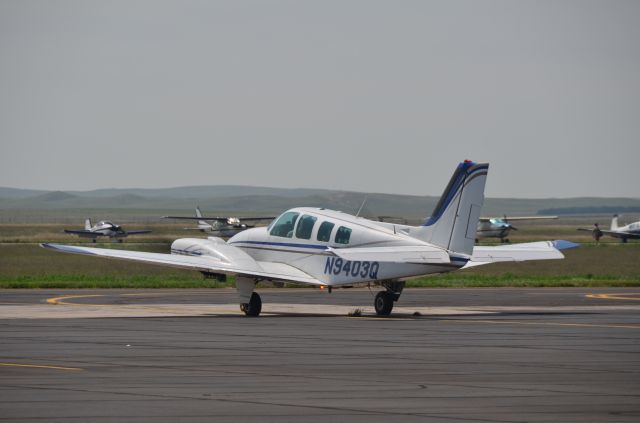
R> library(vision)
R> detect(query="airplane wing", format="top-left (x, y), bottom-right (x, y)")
top-left (163, 216), bottom-right (229, 222)
top-left (463, 240), bottom-right (578, 269)
top-left (63, 230), bottom-right (105, 236)
top-left (40, 243), bottom-right (324, 286)
top-left (163, 216), bottom-right (275, 222)
top-left (328, 246), bottom-right (450, 264)
top-left (122, 230), bottom-right (152, 235)
top-left (581, 229), bottom-right (640, 239)
top-left (480, 216), bottom-right (558, 221)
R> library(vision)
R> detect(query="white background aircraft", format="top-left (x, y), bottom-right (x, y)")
top-left (578, 215), bottom-right (640, 242)
top-left (476, 215), bottom-right (558, 243)
top-left (163, 207), bottom-right (275, 238)
top-left (46, 161), bottom-right (576, 316)
top-left (64, 219), bottom-right (151, 242)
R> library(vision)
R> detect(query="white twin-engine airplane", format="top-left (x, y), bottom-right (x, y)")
top-left (43, 161), bottom-right (576, 316)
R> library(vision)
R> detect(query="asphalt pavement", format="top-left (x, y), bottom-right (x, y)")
top-left (1, 287), bottom-right (639, 422)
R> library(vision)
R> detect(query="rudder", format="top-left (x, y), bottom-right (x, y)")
top-left (410, 161), bottom-right (488, 255)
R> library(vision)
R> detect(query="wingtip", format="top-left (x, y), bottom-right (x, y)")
top-left (552, 240), bottom-right (580, 250)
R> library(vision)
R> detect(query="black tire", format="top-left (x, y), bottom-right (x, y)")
top-left (242, 292), bottom-right (262, 316)
top-left (374, 291), bottom-right (393, 316)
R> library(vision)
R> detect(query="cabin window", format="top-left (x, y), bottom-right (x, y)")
top-left (295, 214), bottom-right (317, 240)
top-left (335, 226), bottom-right (352, 244)
top-left (316, 221), bottom-right (335, 242)
top-left (269, 211), bottom-right (300, 238)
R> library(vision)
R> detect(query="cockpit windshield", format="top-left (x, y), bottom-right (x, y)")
top-left (269, 211), bottom-right (300, 238)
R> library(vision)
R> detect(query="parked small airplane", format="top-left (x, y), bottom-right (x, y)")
top-left (64, 219), bottom-right (151, 242)
top-left (578, 215), bottom-right (640, 243)
top-left (163, 207), bottom-right (275, 237)
top-left (45, 161), bottom-right (576, 316)
top-left (476, 215), bottom-right (558, 243)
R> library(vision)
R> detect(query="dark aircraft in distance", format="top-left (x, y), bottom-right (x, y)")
top-left (163, 206), bottom-right (275, 238)
top-left (64, 219), bottom-right (151, 243)
top-left (578, 215), bottom-right (640, 243)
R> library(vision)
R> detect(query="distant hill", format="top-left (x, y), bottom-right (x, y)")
top-left (0, 187), bottom-right (48, 199)
top-left (538, 206), bottom-right (640, 215)
top-left (1, 186), bottom-right (639, 223)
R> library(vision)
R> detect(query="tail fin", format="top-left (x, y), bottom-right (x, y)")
top-left (84, 219), bottom-right (92, 230)
top-left (195, 206), bottom-right (208, 226)
top-left (410, 161), bottom-right (488, 255)
top-left (611, 214), bottom-right (619, 230)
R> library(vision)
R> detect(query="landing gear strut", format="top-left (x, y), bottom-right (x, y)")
top-left (240, 292), bottom-right (262, 317)
top-left (374, 281), bottom-right (405, 316)
top-left (236, 277), bottom-right (262, 317)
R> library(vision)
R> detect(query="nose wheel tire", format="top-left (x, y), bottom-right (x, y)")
top-left (240, 292), bottom-right (262, 316)
top-left (374, 291), bottom-right (394, 316)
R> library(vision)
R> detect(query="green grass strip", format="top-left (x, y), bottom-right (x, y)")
top-left (0, 274), bottom-right (638, 289)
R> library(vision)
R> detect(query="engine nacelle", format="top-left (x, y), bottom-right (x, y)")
top-left (170, 237), bottom-right (230, 262)
top-left (170, 237), bottom-right (261, 274)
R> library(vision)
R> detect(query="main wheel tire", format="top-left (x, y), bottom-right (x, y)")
top-left (242, 292), bottom-right (262, 316)
top-left (374, 291), bottom-right (394, 316)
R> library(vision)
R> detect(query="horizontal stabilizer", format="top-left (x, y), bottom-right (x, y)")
top-left (328, 246), bottom-right (450, 264)
top-left (463, 240), bottom-right (575, 269)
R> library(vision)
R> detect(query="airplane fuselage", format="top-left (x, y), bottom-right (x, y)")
top-left (226, 207), bottom-right (466, 285)
top-left (610, 221), bottom-right (640, 240)
top-left (476, 219), bottom-right (513, 240)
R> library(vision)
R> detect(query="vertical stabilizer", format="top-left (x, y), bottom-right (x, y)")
top-left (611, 215), bottom-right (619, 231)
top-left (84, 219), bottom-right (92, 230)
top-left (410, 161), bottom-right (488, 255)
top-left (195, 206), bottom-right (208, 226)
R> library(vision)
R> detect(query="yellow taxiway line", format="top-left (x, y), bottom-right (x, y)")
top-left (443, 319), bottom-right (640, 330)
top-left (0, 362), bottom-right (83, 371)
top-left (46, 294), bottom-right (104, 305)
top-left (586, 293), bottom-right (640, 301)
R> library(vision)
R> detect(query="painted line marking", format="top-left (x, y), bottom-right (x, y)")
top-left (0, 362), bottom-right (83, 371)
top-left (442, 319), bottom-right (640, 330)
top-left (46, 294), bottom-right (104, 305)
top-left (45, 294), bottom-right (233, 314)
top-left (586, 293), bottom-right (640, 301)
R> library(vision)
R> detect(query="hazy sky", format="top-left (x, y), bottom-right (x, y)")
top-left (1, 0), bottom-right (639, 198)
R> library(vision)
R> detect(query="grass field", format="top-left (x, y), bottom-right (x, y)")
top-left (1, 221), bottom-right (638, 288)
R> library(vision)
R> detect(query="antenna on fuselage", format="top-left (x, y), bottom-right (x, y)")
top-left (355, 196), bottom-right (368, 217)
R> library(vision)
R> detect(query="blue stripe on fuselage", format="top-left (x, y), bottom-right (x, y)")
top-left (230, 240), bottom-right (329, 250)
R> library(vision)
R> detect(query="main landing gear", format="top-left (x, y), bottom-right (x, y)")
top-left (236, 277), bottom-right (262, 317)
top-left (374, 281), bottom-right (405, 316)
top-left (240, 292), bottom-right (262, 317)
